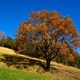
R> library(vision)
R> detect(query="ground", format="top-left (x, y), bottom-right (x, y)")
top-left (0, 47), bottom-right (80, 80)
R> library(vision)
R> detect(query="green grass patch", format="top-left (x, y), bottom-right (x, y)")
top-left (0, 68), bottom-right (47, 80)
top-left (0, 67), bottom-right (67, 80)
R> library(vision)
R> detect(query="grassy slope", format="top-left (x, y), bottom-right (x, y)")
top-left (0, 68), bottom-right (48, 80)
top-left (0, 47), bottom-right (16, 56)
top-left (0, 47), bottom-right (80, 80)
top-left (0, 67), bottom-right (67, 80)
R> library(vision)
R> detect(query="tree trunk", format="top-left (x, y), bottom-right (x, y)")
top-left (45, 60), bottom-right (51, 70)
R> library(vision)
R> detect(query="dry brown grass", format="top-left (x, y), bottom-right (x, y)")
top-left (0, 47), bottom-right (16, 56)
top-left (0, 62), bottom-right (7, 68)
top-left (50, 61), bottom-right (80, 80)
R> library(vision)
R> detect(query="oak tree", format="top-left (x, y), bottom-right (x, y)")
top-left (17, 11), bottom-right (80, 70)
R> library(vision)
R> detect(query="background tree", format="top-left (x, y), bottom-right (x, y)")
top-left (0, 31), bottom-right (15, 49)
top-left (0, 32), bottom-right (5, 46)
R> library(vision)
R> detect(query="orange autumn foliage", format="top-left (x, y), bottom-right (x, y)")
top-left (16, 10), bottom-right (80, 69)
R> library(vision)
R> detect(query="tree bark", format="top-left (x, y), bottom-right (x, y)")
top-left (45, 60), bottom-right (51, 70)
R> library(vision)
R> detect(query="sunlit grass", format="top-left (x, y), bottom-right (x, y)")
top-left (0, 67), bottom-right (67, 80)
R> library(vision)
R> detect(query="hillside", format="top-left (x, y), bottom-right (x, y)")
top-left (0, 47), bottom-right (16, 56)
top-left (0, 47), bottom-right (80, 80)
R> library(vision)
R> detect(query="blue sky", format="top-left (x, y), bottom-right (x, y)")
top-left (0, 0), bottom-right (80, 53)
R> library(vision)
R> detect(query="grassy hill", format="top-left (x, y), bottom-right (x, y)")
top-left (0, 47), bottom-right (80, 80)
top-left (0, 67), bottom-right (69, 80)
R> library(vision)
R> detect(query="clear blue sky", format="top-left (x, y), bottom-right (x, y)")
top-left (0, 0), bottom-right (80, 53)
